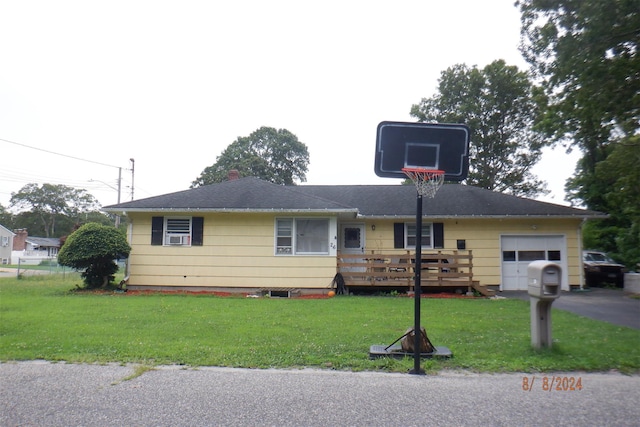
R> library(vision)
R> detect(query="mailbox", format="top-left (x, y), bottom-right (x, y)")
top-left (527, 260), bottom-right (561, 300)
top-left (527, 260), bottom-right (562, 349)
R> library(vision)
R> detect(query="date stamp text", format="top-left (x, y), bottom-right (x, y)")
top-left (522, 376), bottom-right (583, 391)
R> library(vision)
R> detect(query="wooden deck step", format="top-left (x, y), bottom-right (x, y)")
top-left (470, 281), bottom-right (495, 297)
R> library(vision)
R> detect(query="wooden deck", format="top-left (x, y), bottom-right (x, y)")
top-left (337, 250), bottom-right (494, 296)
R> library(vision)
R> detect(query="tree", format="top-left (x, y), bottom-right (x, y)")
top-left (192, 126), bottom-right (310, 187)
top-left (58, 223), bottom-right (131, 288)
top-left (518, 0), bottom-right (640, 267)
top-left (9, 183), bottom-right (100, 237)
top-left (567, 137), bottom-right (640, 268)
top-left (517, 0), bottom-right (639, 162)
top-left (10, 210), bottom-right (115, 238)
top-left (410, 60), bottom-right (548, 197)
top-left (0, 204), bottom-right (12, 228)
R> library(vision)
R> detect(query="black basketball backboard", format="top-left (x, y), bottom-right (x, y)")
top-left (374, 121), bottom-right (470, 181)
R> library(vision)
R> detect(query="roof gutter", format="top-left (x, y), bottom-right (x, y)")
top-left (362, 214), bottom-right (607, 220)
top-left (103, 207), bottom-right (359, 215)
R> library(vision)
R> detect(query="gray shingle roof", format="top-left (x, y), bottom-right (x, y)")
top-left (300, 184), bottom-right (603, 218)
top-left (103, 177), bottom-right (604, 219)
top-left (105, 177), bottom-right (355, 213)
top-left (26, 237), bottom-right (60, 248)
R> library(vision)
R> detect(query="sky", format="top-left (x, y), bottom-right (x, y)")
top-left (1, 0), bottom-right (581, 210)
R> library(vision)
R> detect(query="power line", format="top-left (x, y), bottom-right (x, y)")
top-left (1, 165), bottom-right (130, 187)
top-left (0, 137), bottom-right (123, 169)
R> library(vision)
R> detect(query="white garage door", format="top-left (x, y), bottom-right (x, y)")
top-left (501, 235), bottom-right (568, 291)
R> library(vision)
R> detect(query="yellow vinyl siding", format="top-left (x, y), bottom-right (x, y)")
top-left (361, 218), bottom-right (583, 288)
top-left (126, 213), bottom-right (336, 289)
top-left (125, 213), bottom-right (583, 290)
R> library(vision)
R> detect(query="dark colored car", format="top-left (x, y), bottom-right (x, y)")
top-left (583, 251), bottom-right (627, 287)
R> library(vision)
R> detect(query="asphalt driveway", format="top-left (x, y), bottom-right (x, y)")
top-left (502, 288), bottom-right (640, 329)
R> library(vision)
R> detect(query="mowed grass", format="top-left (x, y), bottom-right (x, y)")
top-left (1, 275), bottom-right (639, 374)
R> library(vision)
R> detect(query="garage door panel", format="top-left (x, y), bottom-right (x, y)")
top-left (501, 236), bottom-right (567, 291)
top-left (518, 250), bottom-right (546, 261)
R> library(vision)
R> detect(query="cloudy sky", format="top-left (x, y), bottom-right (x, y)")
top-left (1, 0), bottom-right (580, 209)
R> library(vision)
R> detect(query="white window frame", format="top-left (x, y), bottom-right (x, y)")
top-left (276, 218), bottom-right (294, 254)
top-left (275, 217), bottom-right (334, 256)
top-left (405, 223), bottom-right (433, 249)
top-left (164, 217), bottom-right (192, 246)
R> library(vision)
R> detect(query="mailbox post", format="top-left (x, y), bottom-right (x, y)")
top-left (527, 261), bottom-right (562, 349)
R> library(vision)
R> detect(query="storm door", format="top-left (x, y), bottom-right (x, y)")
top-left (339, 223), bottom-right (366, 274)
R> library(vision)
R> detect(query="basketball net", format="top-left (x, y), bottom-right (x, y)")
top-left (402, 168), bottom-right (445, 198)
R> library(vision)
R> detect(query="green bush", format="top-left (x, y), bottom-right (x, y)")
top-left (57, 223), bottom-right (131, 288)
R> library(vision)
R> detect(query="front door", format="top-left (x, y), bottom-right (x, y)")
top-left (340, 223), bottom-right (365, 254)
top-left (340, 223), bottom-right (366, 274)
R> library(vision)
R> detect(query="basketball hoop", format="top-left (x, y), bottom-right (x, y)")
top-left (402, 168), bottom-right (445, 198)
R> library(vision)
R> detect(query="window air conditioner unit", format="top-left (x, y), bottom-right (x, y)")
top-left (168, 235), bottom-right (188, 245)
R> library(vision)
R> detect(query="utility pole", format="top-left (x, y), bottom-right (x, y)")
top-left (129, 158), bottom-right (135, 201)
top-left (115, 167), bottom-right (122, 228)
top-left (117, 167), bottom-right (122, 204)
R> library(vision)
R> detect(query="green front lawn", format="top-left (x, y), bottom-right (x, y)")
top-left (1, 275), bottom-right (638, 373)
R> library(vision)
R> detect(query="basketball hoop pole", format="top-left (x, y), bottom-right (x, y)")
top-left (374, 121), bottom-right (469, 369)
top-left (410, 192), bottom-right (425, 375)
top-left (402, 168), bottom-right (444, 375)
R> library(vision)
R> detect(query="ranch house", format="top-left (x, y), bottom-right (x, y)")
top-left (103, 176), bottom-right (603, 296)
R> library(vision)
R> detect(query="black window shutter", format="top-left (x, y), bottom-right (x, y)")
top-left (394, 223), bottom-right (404, 248)
top-left (151, 217), bottom-right (164, 245)
top-left (192, 217), bottom-right (204, 246)
top-left (433, 222), bottom-right (444, 248)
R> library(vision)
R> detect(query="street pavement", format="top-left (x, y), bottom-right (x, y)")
top-left (1, 361), bottom-right (639, 426)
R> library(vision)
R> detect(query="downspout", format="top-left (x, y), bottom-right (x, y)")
top-left (577, 218), bottom-right (587, 290)
top-left (121, 219), bottom-right (133, 287)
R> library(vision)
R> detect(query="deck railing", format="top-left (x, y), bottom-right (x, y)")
top-left (337, 250), bottom-right (474, 289)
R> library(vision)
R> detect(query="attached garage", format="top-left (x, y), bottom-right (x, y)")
top-left (501, 235), bottom-right (569, 291)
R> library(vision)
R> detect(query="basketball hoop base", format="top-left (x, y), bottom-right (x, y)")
top-left (368, 344), bottom-right (453, 359)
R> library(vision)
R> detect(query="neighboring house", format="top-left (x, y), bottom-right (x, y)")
top-left (11, 229), bottom-right (60, 264)
top-left (103, 176), bottom-right (604, 294)
top-left (0, 224), bottom-right (15, 265)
